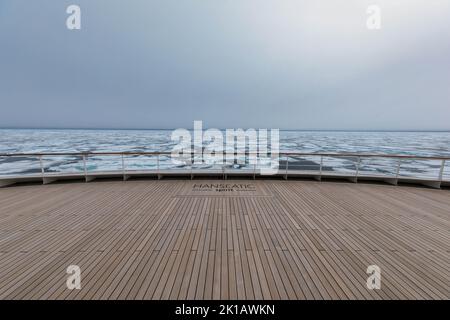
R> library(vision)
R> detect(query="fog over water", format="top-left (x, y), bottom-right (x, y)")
top-left (1, 129), bottom-right (449, 179)
top-left (0, 1), bottom-right (450, 130)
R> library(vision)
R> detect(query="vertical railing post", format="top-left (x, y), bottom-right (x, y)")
top-left (222, 152), bottom-right (226, 180)
top-left (39, 155), bottom-right (45, 177)
top-left (319, 155), bottom-right (323, 179)
top-left (355, 156), bottom-right (361, 178)
top-left (438, 159), bottom-right (445, 182)
top-left (191, 151), bottom-right (195, 180)
top-left (285, 155), bottom-right (289, 180)
top-left (83, 154), bottom-right (87, 178)
top-left (121, 154), bottom-right (126, 180)
top-left (395, 158), bottom-right (402, 179)
top-left (157, 154), bottom-right (160, 174)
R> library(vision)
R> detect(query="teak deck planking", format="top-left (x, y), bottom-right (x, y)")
top-left (0, 180), bottom-right (448, 300)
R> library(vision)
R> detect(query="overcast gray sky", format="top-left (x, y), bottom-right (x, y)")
top-left (0, 0), bottom-right (449, 130)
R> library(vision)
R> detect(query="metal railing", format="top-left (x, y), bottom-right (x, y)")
top-left (0, 151), bottom-right (449, 188)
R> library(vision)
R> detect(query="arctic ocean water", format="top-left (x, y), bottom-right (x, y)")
top-left (1, 129), bottom-right (449, 179)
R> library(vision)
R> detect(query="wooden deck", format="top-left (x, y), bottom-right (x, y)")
top-left (0, 180), bottom-right (448, 300)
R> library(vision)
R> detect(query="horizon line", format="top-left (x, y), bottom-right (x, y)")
top-left (0, 127), bottom-right (450, 133)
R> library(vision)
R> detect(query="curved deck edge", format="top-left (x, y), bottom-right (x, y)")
top-left (1, 170), bottom-right (448, 189)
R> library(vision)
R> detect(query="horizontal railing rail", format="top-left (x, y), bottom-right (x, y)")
top-left (0, 151), bottom-right (449, 189)
top-left (0, 151), bottom-right (449, 160)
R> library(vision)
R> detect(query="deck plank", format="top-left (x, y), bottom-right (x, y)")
top-left (0, 180), bottom-right (448, 300)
